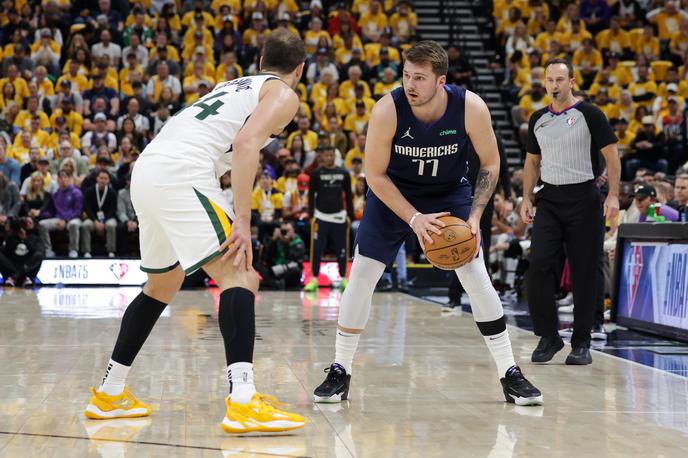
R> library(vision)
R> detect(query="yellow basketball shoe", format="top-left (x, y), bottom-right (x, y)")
top-left (221, 393), bottom-right (307, 433)
top-left (84, 386), bottom-right (152, 419)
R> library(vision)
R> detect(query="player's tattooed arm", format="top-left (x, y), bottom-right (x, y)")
top-left (469, 168), bottom-right (497, 220)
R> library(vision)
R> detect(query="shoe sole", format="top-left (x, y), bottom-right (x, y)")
top-left (221, 418), bottom-right (306, 434)
top-left (565, 356), bottom-right (593, 365)
top-left (84, 404), bottom-right (151, 419)
top-left (531, 339), bottom-right (565, 363)
top-left (504, 393), bottom-right (544, 406)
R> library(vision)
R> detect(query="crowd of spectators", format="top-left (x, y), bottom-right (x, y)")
top-left (1, 0), bottom-right (686, 293)
top-left (498, 0), bottom-right (688, 180)
top-left (0, 0), bottom-right (419, 287)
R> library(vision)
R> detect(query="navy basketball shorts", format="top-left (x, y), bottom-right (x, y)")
top-left (355, 190), bottom-right (473, 267)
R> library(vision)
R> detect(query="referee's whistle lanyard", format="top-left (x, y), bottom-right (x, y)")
top-left (95, 186), bottom-right (108, 221)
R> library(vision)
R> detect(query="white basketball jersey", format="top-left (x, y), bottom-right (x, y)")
top-left (142, 74), bottom-right (281, 177)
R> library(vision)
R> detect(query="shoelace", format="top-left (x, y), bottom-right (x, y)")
top-left (256, 393), bottom-right (288, 410)
top-left (324, 366), bottom-right (345, 383)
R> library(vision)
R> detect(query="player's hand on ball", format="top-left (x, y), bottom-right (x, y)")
top-left (410, 211), bottom-right (450, 249)
top-left (221, 215), bottom-right (252, 270)
top-left (467, 215), bottom-right (481, 259)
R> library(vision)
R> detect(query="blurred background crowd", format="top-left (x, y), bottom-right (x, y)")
top-left (0, 0), bottom-right (686, 298)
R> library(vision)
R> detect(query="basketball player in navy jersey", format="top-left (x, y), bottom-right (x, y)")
top-left (313, 41), bottom-right (542, 405)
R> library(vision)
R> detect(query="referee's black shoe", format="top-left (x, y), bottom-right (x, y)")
top-left (501, 366), bottom-right (543, 406)
top-left (565, 346), bottom-right (592, 365)
top-left (313, 363), bottom-right (351, 403)
top-left (531, 335), bottom-right (564, 363)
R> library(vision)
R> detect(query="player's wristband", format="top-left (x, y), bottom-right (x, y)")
top-left (408, 212), bottom-right (421, 228)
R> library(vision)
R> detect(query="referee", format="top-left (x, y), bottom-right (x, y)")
top-left (520, 59), bottom-right (620, 365)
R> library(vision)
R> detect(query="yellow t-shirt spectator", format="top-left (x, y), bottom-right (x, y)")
top-left (560, 29), bottom-right (593, 51)
top-left (332, 33), bottom-right (363, 51)
top-left (251, 187), bottom-right (283, 217)
top-left (183, 74), bottom-right (216, 104)
top-left (595, 29), bottom-right (631, 54)
top-left (183, 60), bottom-right (216, 79)
top-left (344, 111), bottom-right (371, 135)
top-left (634, 36), bottom-right (660, 58)
top-left (365, 43), bottom-right (401, 67)
top-left (149, 45), bottom-right (180, 63)
top-left (345, 146), bottom-right (364, 169)
top-left (13, 131), bottom-right (49, 150)
top-left (287, 130), bottom-right (318, 151)
top-left (304, 30), bottom-right (332, 55)
top-left (55, 73), bottom-right (90, 94)
top-left (181, 11), bottom-right (214, 28)
top-left (47, 131), bottom-right (81, 151)
top-left (359, 11), bottom-right (388, 39)
top-left (49, 109), bottom-right (84, 136)
top-left (389, 11), bottom-right (418, 39)
top-left (374, 80), bottom-right (401, 97)
top-left (519, 94), bottom-right (551, 119)
top-left (339, 80), bottom-right (372, 100)
top-left (0, 76), bottom-right (30, 99)
top-left (628, 80), bottom-right (658, 108)
top-left (647, 10), bottom-right (684, 40)
top-left (572, 48), bottom-right (603, 72)
top-left (14, 110), bottom-right (51, 132)
top-left (36, 77), bottom-right (55, 96)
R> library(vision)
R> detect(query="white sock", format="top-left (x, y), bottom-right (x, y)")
top-left (334, 329), bottom-right (360, 374)
top-left (98, 359), bottom-right (130, 396)
top-left (228, 362), bottom-right (256, 404)
top-left (482, 329), bottom-right (516, 377)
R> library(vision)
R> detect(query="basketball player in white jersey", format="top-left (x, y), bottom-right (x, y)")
top-left (84, 30), bottom-right (308, 433)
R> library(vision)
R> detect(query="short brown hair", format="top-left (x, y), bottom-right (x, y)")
top-left (545, 58), bottom-right (574, 78)
top-left (262, 29), bottom-right (306, 74)
top-left (403, 41), bottom-right (448, 77)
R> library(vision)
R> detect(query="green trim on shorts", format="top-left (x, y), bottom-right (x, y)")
top-left (193, 188), bottom-right (227, 245)
top-left (140, 261), bottom-right (180, 273)
top-left (184, 250), bottom-right (222, 275)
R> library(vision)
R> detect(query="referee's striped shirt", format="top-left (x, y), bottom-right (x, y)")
top-left (526, 101), bottom-right (617, 185)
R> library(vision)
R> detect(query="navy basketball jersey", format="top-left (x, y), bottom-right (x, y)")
top-left (388, 84), bottom-right (472, 197)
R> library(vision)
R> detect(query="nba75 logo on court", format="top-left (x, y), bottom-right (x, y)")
top-left (110, 263), bottom-right (129, 280)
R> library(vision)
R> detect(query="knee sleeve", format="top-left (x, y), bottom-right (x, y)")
top-left (455, 249), bottom-right (504, 323)
top-left (337, 247), bottom-right (386, 330)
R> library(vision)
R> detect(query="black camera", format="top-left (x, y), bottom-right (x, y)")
top-left (280, 228), bottom-right (288, 236)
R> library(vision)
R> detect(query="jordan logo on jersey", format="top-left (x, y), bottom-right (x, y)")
top-left (401, 127), bottom-right (414, 140)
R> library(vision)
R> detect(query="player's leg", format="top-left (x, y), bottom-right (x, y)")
top-left (85, 266), bottom-right (185, 419)
top-left (202, 256), bottom-right (307, 433)
top-left (85, 195), bottom-right (182, 419)
top-left (314, 194), bottom-right (404, 403)
top-left (313, 248), bottom-right (387, 402)
top-left (305, 218), bottom-right (326, 291)
top-left (332, 219), bottom-right (349, 289)
top-left (455, 249), bottom-right (543, 406)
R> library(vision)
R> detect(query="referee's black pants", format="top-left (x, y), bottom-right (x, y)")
top-left (527, 180), bottom-right (603, 348)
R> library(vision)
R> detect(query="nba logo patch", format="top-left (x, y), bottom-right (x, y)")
top-left (110, 262), bottom-right (129, 280)
top-left (566, 116), bottom-right (577, 126)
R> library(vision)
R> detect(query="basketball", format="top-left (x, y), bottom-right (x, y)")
top-left (423, 216), bottom-right (478, 270)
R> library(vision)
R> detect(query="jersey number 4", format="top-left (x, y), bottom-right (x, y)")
top-left (177, 91), bottom-right (228, 120)
top-left (412, 159), bottom-right (439, 177)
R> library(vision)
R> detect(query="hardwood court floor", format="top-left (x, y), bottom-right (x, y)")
top-left (1, 286), bottom-right (687, 457)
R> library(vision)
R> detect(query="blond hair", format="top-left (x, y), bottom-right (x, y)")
top-left (27, 171), bottom-right (45, 201)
